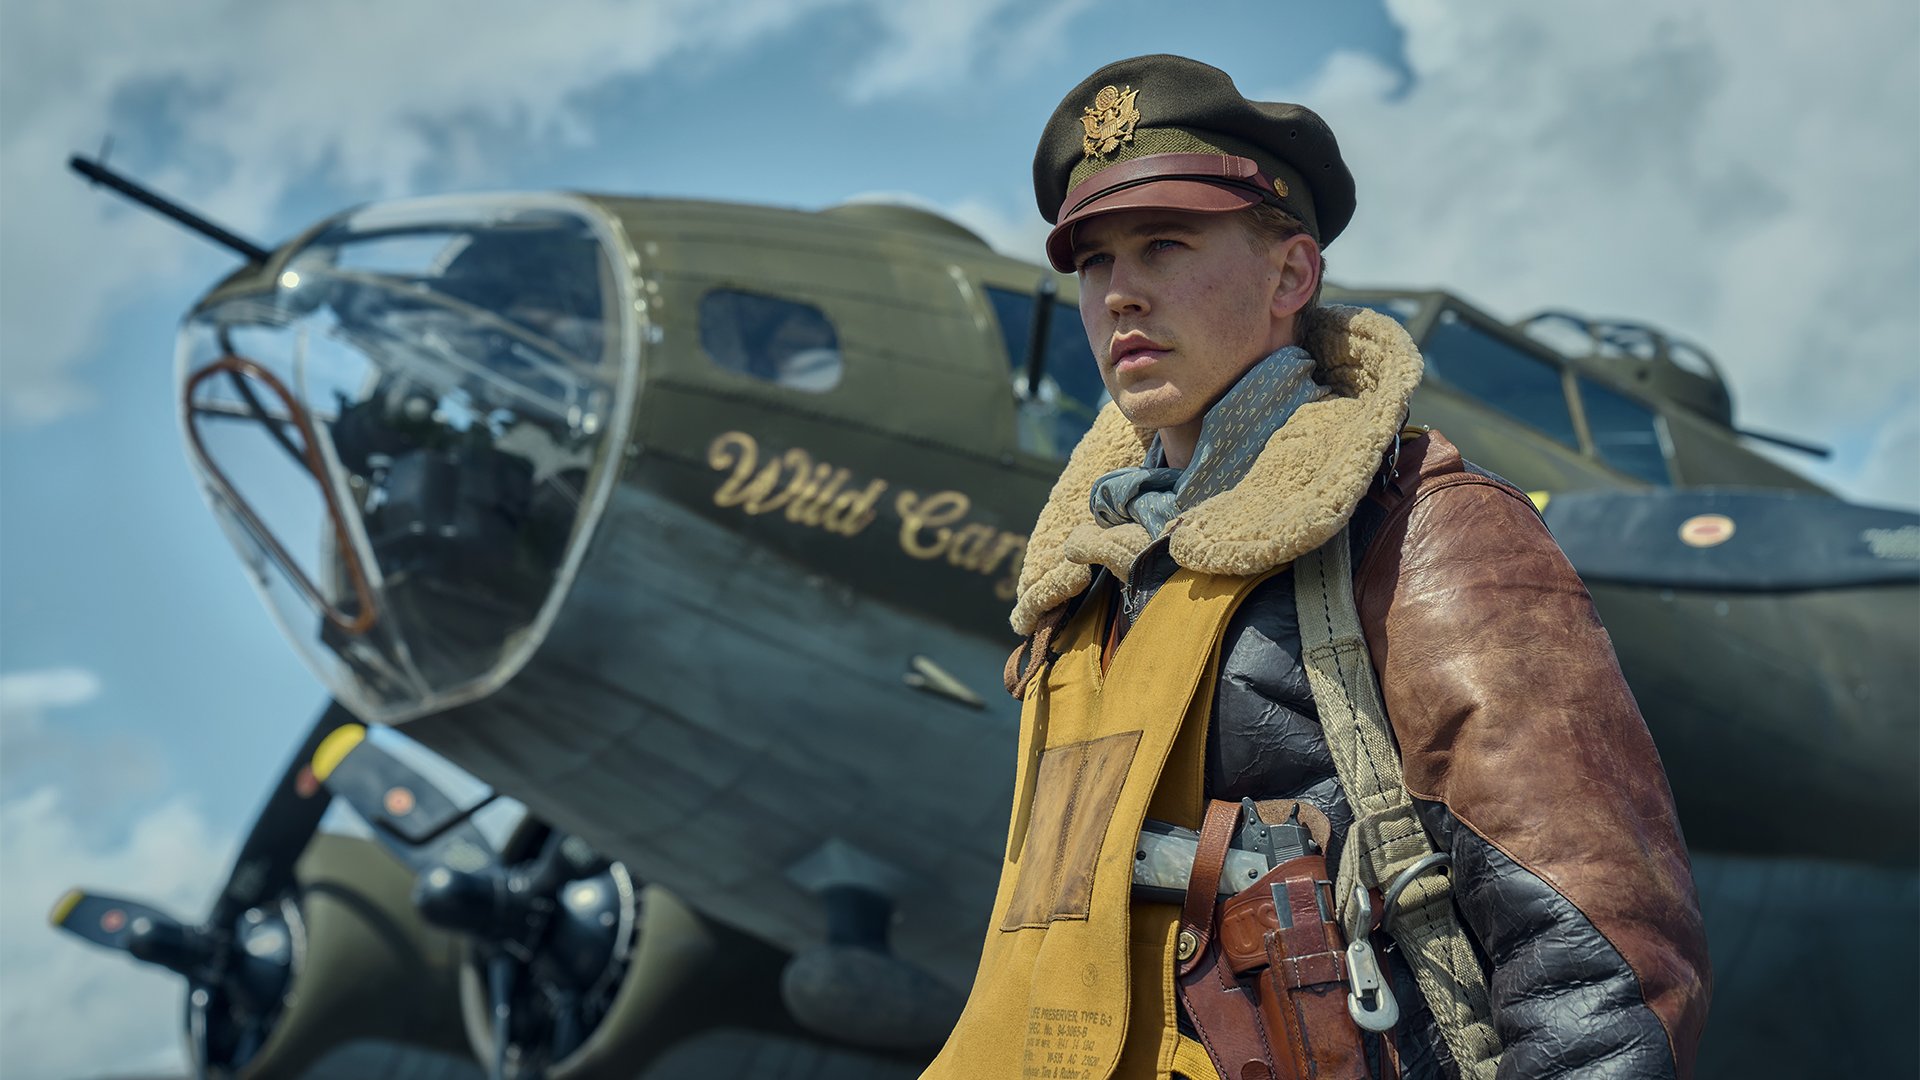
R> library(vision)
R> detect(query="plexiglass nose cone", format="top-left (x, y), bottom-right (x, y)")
top-left (178, 194), bottom-right (640, 722)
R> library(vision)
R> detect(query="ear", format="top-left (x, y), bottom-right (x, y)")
top-left (1268, 233), bottom-right (1321, 323)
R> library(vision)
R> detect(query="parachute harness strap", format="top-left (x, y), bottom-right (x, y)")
top-left (1294, 528), bottom-right (1503, 1080)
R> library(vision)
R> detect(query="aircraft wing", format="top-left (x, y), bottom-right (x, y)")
top-left (1539, 487), bottom-right (1919, 591)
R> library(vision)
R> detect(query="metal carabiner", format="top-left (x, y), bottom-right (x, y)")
top-left (1344, 885), bottom-right (1400, 1032)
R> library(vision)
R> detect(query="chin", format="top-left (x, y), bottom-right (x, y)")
top-left (1115, 389), bottom-right (1201, 434)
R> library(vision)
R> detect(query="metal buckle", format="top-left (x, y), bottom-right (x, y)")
top-left (1344, 885), bottom-right (1400, 1032)
top-left (1380, 852), bottom-right (1454, 929)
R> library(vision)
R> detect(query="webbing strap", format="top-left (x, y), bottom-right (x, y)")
top-left (1294, 530), bottom-right (1503, 1080)
top-left (1172, 1035), bottom-right (1222, 1080)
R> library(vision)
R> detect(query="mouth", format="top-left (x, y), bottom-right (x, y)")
top-left (1109, 335), bottom-right (1170, 375)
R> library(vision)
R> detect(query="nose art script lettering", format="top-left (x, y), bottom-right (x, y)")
top-left (707, 431), bottom-right (1026, 598)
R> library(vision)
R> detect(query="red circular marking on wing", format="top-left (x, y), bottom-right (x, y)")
top-left (101, 909), bottom-right (127, 934)
top-left (384, 787), bottom-right (416, 817)
top-left (1679, 513), bottom-right (1736, 548)
top-left (294, 766), bottom-right (320, 799)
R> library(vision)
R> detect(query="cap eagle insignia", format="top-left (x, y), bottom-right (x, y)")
top-left (1081, 85), bottom-right (1140, 158)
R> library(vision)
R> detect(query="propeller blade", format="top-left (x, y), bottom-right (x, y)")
top-left (187, 984), bottom-right (213, 1080)
top-left (208, 701), bottom-right (359, 928)
top-left (311, 723), bottom-right (497, 877)
top-left (517, 829), bottom-right (573, 899)
top-left (487, 951), bottom-right (516, 1080)
top-left (48, 890), bottom-right (184, 953)
top-left (547, 989), bottom-right (582, 1063)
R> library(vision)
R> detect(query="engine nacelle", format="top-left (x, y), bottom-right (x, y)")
top-left (458, 880), bottom-right (721, 1079)
top-left (221, 834), bottom-right (470, 1079)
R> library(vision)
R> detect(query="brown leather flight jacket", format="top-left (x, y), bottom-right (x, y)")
top-left (1063, 431), bottom-right (1712, 1080)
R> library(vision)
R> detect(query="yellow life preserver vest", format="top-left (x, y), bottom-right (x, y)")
top-left (925, 567), bottom-right (1275, 1080)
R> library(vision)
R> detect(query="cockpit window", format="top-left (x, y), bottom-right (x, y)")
top-left (1422, 307), bottom-right (1579, 449)
top-left (985, 286), bottom-right (1108, 458)
top-left (698, 290), bottom-right (843, 392)
top-left (321, 221), bottom-right (608, 365)
top-left (1578, 377), bottom-right (1673, 486)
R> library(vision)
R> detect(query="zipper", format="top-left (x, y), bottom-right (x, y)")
top-left (1124, 535), bottom-right (1174, 622)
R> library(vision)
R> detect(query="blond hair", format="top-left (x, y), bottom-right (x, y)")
top-left (1241, 202), bottom-right (1326, 312)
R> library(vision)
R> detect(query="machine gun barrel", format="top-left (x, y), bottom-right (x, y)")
top-left (1734, 426), bottom-right (1833, 459)
top-left (69, 153), bottom-right (272, 264)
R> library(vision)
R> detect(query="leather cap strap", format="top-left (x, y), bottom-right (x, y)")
top-left (1057, 152), bottom-right (1275, 221)
top-left (1179, 799), bottom-right (1242, 976)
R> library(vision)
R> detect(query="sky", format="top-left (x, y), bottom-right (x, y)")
top-left (1, 1), bottom-right (1915, 1076)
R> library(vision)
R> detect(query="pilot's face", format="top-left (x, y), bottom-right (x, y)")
top-left (1071, 208), bottom-right (1291, 455)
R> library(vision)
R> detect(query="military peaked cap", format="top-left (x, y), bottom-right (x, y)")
top-left (1033, 54), bottom-right (1356, 272)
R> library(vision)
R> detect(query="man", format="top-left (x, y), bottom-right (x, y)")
top-left (924, 56), bottom-right (1710, 1080)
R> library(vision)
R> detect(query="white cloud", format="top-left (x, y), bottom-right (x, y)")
top-left (941, 196), bottom-right (1058, 263)
top-left (1, 667), bottom-right (167, 811)
top-left (841, 0), bottom-right (1095, 103)
top-left (0, 788), bottom-right (231, 1080)
top-left (0, 668), bottom-right (101, 740)
top-left (0, 668), bottom-right (226, 1076)
top-left (0, 0), bottom-right (1081, 428)
top-left (840, 189), bottom-right (1054, 259)
top-left (1287, 0), bottom-right (1919, 508)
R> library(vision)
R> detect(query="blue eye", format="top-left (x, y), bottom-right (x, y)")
top-left (1075, 252), bottom-right (1111, 271)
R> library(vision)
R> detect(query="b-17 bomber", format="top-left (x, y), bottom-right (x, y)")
top-left (50, 157), bottom-right (1918, 1080)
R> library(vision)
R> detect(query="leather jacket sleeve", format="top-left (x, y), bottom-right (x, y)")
top-left (1353, 439), bottom-right (1712, 1079)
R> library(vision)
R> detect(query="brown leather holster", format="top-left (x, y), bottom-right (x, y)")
top-left (1175, 800), bottom-right (1379, 1080)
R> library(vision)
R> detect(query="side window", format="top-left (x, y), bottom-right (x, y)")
top-left (985, 287), bottom-right (1108, 458)
top-left (1422, 308), bottom-right (1578, 448)
top-left (1578, 377), bottom-right (1672, 486)
top-left (698, 290), bottom-right (843, 392)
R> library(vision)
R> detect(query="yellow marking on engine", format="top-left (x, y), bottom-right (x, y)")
top-left (311, 724), bottom-right (368, 783)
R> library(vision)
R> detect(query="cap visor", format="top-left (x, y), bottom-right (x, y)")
top-left (1045, 179), bottom-right (1264, 271)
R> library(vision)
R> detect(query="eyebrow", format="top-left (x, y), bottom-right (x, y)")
top-left (1070, 217), bottom-right (1204, 259)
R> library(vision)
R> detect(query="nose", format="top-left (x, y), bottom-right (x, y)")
top-left (1103, 262), bottom-right (1149, 319)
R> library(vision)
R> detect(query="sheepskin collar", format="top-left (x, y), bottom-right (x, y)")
top-left (1009, 305), bottom-right (1423, 635)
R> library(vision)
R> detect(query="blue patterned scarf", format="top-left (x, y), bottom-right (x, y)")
top-left (1089, 345), bottom-right (1324, 538)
